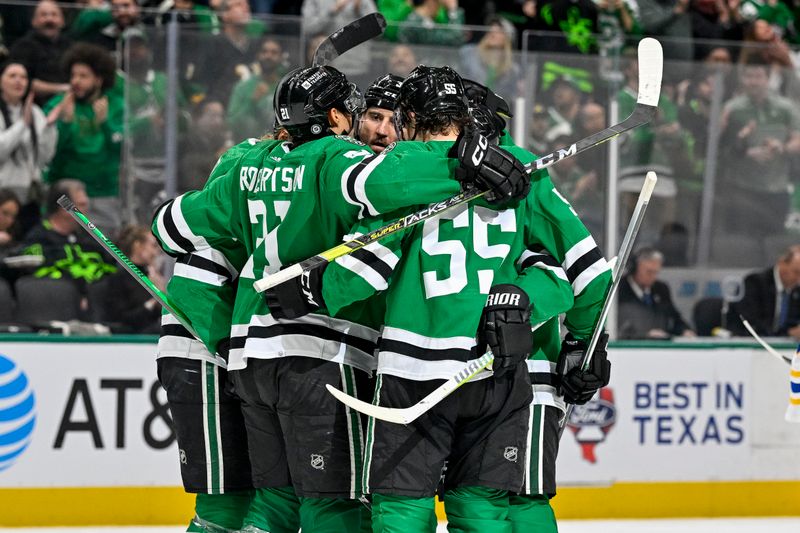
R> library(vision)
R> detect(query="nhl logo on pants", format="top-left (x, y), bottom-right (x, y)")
top-left (310, 454), bottom-right (325, 470)
top-left (503, 446), bottom-right (518, 462)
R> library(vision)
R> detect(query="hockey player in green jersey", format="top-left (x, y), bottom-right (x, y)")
top-left (466, 80), bottom-right (613, 533)
top-left (155, 137), bottom-right (274, 533)
top-left (151, 64), bottom-right (532, 533)
top-left (266, 65), bottom-right (611, 533)
top-left (356, 74), bottom-right (403, 153)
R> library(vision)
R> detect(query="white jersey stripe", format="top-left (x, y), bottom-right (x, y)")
top-left (352, 152), bottom-right (386, 218)
top-left (201, 361), bottom-right (212, 493)
top-left (524, 402), bottom-right (534, 494)
top-left (563, 235), bottom-right (598, 271)
top-left (526, 359), bottom-right (557, 374)
top-left (340, 364), bottom-right (357, 500)
top-left (381, 326), bottom-right (476, 351)
top-left (154, 204), bottom-right (186, 255)
top-left (213, 366), bottom-right (224, 494)
top-left (336, 254), bottom-right (388, 291)
top-left (173, 262), bottom-right (227, 286)
top-left (248, 313), bottom-right (379, 342)
top-left (171, 197), bottom-right (238, 277)
top-left (377, 351), bottom-right (492, 381)
top-left (537, 406), bottom-right (545, 495)
top-left (572, 257), bottom-right (611, 296)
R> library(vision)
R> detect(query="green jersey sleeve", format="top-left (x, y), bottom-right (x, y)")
top-left (151, 143), bottom-right (258, 354)
top-left (321, 139), bottom-right (463, 220)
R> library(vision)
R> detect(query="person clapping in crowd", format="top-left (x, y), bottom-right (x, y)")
top-left (0, 61), bottom-right (57, 210)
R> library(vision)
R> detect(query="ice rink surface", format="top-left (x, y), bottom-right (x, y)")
top-left (3, 519), bottom-right (800, 533)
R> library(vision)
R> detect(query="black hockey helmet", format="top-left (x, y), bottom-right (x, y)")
top-left (364, 73), bottom-right (404, 111)
top-left (273, 65), bottom-right (365, 145)
top-left (394, 65), bottom-right (469, 140)
top-left (462, 78), bottom-right (513, 141)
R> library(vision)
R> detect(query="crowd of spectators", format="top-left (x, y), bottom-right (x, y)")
top-left (0, 0), bottom-right (800, 338)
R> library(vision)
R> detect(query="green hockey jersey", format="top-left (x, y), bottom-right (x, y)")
top-left (152, 135), bottom-right (469, 373)
top-left (157, 137), bottom-right (268, 367)
top-left (322, 142), bottom-right (611, 381)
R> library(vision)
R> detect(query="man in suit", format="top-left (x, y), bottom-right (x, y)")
top-left (618, 247), bottom-right (696, 340)
top-left (731, 245), bottom-right (800, 339)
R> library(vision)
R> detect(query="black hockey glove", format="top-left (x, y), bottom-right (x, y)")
top-left (264, 265), bottom-right (327, 320)
top-left (448, 127), bottom-right (531, 206)
top-left (477, 284), bottom-right (532, 377)
top-left (556, 333), bottom-right (611, 405)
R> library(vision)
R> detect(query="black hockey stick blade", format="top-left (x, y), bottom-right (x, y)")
top-left (254, 38), bottom-right (662, 293)
top-left (312, 12), bottom-right (386, 67)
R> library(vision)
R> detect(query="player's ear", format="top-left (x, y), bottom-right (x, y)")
top-left (328, 108), bottom-right (351, 135)
top-left (276, 128), bottom-right (291, 141)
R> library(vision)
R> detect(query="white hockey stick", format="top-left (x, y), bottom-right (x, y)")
top-left (327, 352), bottom-right (494, 425)
top-left (253, 38), bottom-right (663, 293)
top-left (559, 172), bottom-right (658, 434)
top-left (741, 317), bottom-right (793, 365)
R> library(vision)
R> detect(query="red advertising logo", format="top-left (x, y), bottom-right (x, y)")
top-left (567, 388), bottom-right (616, 463)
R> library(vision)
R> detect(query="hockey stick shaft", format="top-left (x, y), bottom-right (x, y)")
top-left (740, 317), bottom-right (793, 364)
top-left (559, 172), bottom-right (658, 434)
top-left (311, 12), bottom-right (386, 67)
top-left (57, 195), bottom-right (199, 339)
top-left (254, 39), bottom-right (662, 293)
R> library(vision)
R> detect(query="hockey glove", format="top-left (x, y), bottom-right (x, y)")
top-left (264, 265), bottom-right (327, 320)
top-left (448, 127), bottom-right (531, 205)
top-left (555, 333), bottom-right (611, 405)
top-left (478, 284), bottom-right (532, 377)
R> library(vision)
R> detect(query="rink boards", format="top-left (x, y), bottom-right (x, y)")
top-left (0, 337), bottom-right (799, 526)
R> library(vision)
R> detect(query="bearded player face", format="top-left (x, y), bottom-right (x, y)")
top-left (359, 107), bottom-right (396, 153)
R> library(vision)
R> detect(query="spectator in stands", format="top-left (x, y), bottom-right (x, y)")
top-left (227, 37), bottom-right (285, 139)
top-left (544, 75), bottom-right (582, 142)
top-left (575, 101), bottom-right (607, 175)
top-left (618, 50), bottom-right (694, 243)
top-left (397, 0), bottom-right (465, 46)
top-left (387, 44), bottom-right (417, 77)
top-left (302, 0), bottom-right (378, 86)
top-left (730, 245), bottom-right (800, 339)
top-left (18, 179), bottom-right (116, 290)
top-left (458, 17), bottom-right (521, 99)
top-left (494, 0), bottom-right (537, 48)
top-left (9, 0), bottom-right (72, 106)
top-left (739, 18), bottom-right (799, 96)
top-left (718, 57), bottom-right (800, 238)
top-left (525, 0), bottom-right (600, 54)
top-left (0, 188), bottom-right (21, 283)
top-left (103, 224), bottom-right (163, 333)
top-left (80, 0), bottom-right (144, 57)
top-left (548, 134), bottom-right (603, 238)
top-left (0, 188), bottom-right (20, 255)
top-left (618, 247), bottom-right (696, 339)
top-left (378, 0), bottom-right (451, 41)
top-left (179, 100), bottom-right (231, 192)
top-left (0, 62), bottom-right (58, 205)
top-left (44, 43), bottom-right (124, 236)
top-left (199, 0), bottom-right (263, 103)
top-left (690, 0), bottom-right (745, 59)
top-left (527, 103), bottom-right (550, 154)
top-left (637, 0), bottom-right (694, 64)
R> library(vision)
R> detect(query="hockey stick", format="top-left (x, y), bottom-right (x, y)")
top-left (740, 317), bottom-right (793, 365)
top-left (311, 12), bottom-right (387, 67)
top-left (559, 172), bottom-right (659, 434)
top-left (326, 259), bottom-right (618, 425)
top-left (254, 37), bottom-right (663, 293)
top-left (57, 195), bottom-right (198, 339)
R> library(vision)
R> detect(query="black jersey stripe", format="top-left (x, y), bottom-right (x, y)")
top-left (345, 155), bottom-right (378, 216)
top-left (379, 339), bottom-right (475, 363)
top-left (162, 200), bottom-right (195, 254)
top-left (161, 324), bottom-right (195, 339)
top-left (529, 372), bottom-right (557, 386)
top-left (177, 253), bottom-right (233, 281)
top-left (350, 247), bottom-right (394, 282)
top-left (231, 323), bottom-right (377, 355)
top-left (566, 247), bottom-right (603, 284)
top-left (520, 251), bottom-right (561, 271)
